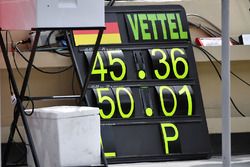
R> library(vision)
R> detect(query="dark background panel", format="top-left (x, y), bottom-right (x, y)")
top-left (178, 122), bottom-right (211, 154)
top-left (101, 122), bottom-right (211, 162)
top-left (113, 124), bottom-right (164, 157)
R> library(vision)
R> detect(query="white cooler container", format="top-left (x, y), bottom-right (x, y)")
top-left (26, 106), bottom-right (100, 167)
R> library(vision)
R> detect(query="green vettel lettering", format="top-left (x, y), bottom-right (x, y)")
top-left (147, 14), bottom-right (158, 40)
top-left (138, 14), bottom-right (151, 40)
top-left (127, 14), bottom-right (139, 40)
top-left (127, 12), bottom-right (188, 41)
top-left (156, 13), bottom-right (168, 40)
top-left (176, 13), bottom-right (188, 39)
top-left (167, 13), bottom-right (179, 40)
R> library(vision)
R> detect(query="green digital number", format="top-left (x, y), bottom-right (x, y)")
top-left (96, 87), bottom-right (134, 119)
top-left (170, 48), bottom-right (189, 79)
top-left (116, 87), bottom-right (135, 119)
top-left (96, 88), bottom-right (115, 119)
top-left (107, 50), bottom-right (126, 81)
top-left (159, 86), bottom-right (177, 116)
top-left (151, 49), bottom-right (171, 79)
top-left (92, 52), bottom-right (108, 81)
top-left (179, 85), bottom-right (193, 116)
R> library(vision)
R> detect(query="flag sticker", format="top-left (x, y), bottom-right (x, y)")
top-left (73, 22), bottom-right (122, 46)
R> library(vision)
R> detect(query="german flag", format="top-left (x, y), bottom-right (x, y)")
top-left (73, 22), bottom-right (122, 46)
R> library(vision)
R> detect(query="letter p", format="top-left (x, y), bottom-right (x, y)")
top-left (161, 123), bottom-right (179, 154)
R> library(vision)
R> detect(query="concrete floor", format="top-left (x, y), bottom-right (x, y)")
top-left (110, 155), bottom-right (250, 167)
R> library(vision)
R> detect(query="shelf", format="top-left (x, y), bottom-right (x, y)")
top-left (207, 117), bottom-right (250, 134)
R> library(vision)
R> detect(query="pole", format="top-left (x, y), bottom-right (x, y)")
top-left (221, 0), bottom-right (231, 167)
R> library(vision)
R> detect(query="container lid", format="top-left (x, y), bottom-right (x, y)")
top-left (25, 106), bottom-right (99, 119)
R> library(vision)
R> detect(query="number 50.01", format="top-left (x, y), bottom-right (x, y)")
top-left (93, 85), bottom-right (193, 119)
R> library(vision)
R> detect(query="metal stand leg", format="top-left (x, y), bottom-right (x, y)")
top-left (65, 29), bottom-right (108, 167)
top-left (77, 29), bottom-right (104, 102)
top-left (0, 31), bottom-right (41, 167)
top-left (1, 28), bottom-right (105, 167)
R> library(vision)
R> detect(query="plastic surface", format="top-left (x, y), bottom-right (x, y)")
top-left (26, 106), bottom-right (101, 167)
top-left (0, 0), bottom-right (104, 30)
top-left (26, 106), bottom-right (99, 119)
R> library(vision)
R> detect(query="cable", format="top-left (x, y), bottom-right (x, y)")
top-left (10, 32), bottom-right (71, 74)
top-left (189, 21), bottom-right (217, 38)
top-left (193, 44), bottom-right (246, 117)
top-left (45, 30), bottom-right (71, 57)
top-left (187, 14), bottom-right (240, 44)
top-left (7, 32), bottom-right (32, 109)
top-left (14, 43), bottom-right (73, 74)
top-left (23, 96), bottom-right (35, 116)
top-left (193, 44), bottom-right (250, 87)
top-left (8, 32), bottom-right (32, 110)
top-left (46, 30), bottom-right (55, 47)
top-left (187, 13), bottom-right (221, 33)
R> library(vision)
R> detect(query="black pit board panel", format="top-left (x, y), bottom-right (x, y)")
top-left (69, 5), bottom-right (211, 163)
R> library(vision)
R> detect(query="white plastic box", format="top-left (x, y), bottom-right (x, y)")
top-left (26, 106), bottom-right (100, 167)
top-left (0, 0), bottom-right (104, 30)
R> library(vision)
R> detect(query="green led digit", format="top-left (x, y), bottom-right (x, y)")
top-left (116, 87), bottom-right (134, 119)
top-left (107, 50), bottom-right (126, 81)
top-left (170, 48), bottom-right (189, 79)
top-left (97, 88), bottom-right (115, 119)
top-left (179, 85), bottom-right (193, 116)
top-left (159, 86), bottom-right (177, 116)
top-left (161, 123), bottom-right (179, 154)
top-left (151, 49), bottom-right (171, 79)
top-left (92, 52), bottom-right (108, 81)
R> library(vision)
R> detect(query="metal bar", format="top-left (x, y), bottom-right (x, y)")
top-left (1, 31), bottom-right (41, 167)
top-left (65, 29), bottom-right (108, 167)
top-left (18, 31), bottom-right (41, 167)
top-left (0, 31), bottom-right (40, 166)
top-left (80, 28), bottom-right (105, 102)
top-left (221, 0), bottom-right (231, 167)
top-left (24, 95), bottom-right (81, 101)
top-left (0, 31), bottom-right (20, 166)
top-left (65, 31), bottom-right (84, 86)
top-left (20, 31), bottom-right (40, 98)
